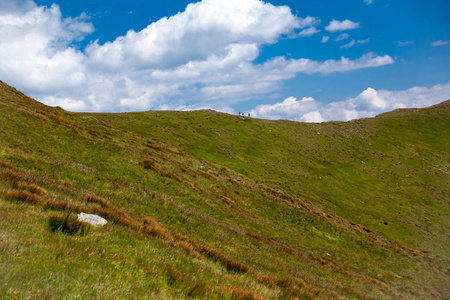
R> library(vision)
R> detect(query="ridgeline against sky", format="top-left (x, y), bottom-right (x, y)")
top-left (0, 0), bottom-right (449, 121)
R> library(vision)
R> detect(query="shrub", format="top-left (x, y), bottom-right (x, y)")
top-left (48, 214), bottom-right (90, 235)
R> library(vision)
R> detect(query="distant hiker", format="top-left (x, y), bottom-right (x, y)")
top-left (248, 113), bottom-right (250, 117)
top-left (238, 112), bottom-right (241, 116)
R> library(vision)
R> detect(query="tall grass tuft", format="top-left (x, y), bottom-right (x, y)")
top-left (12, 181), bottom-right (47, 195)
top-left (5, 190), bottom-right (45, 205)
top-left (48, 214), bottom-right (90, 235)
top-left (254, 274), bottom-right (321, 299)
top-left (230, 288), bottom-right (267, 300)
top-left (166, 267), bottom-right (209, 297)
top-left (143, 217), bottom-right (172, 240)
top-left (86, 194), bottom-right (111, 207)
top-left (186, 281), bottom-right (209, 297)
top-left (175, 240), bottom-right (203, 259)
top-left (0, 171), bottom-right (23, 182)
top-left (194, 244), bottom-right (249, 273)
top-left (0, 161), bottom-right (14, 169)
top-left (86, 195), bottom-right (134, 227)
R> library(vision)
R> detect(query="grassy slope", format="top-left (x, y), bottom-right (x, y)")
top-left (1, 80), bottom-right (449, 299)
top-left (91, 105), bottom-right (450, 257)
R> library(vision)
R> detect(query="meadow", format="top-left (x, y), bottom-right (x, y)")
top-left (1, 80), bottom-right (449, 299)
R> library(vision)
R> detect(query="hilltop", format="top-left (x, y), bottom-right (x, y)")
top-left (1, 80), bottom-right (449, 299)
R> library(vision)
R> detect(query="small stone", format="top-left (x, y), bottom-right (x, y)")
top-left (77, 212), bottom-right (107, 226)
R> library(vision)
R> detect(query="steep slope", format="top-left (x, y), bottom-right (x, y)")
top-left (1, 80), bottom-right (449, 299)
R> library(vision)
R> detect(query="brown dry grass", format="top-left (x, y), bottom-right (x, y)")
top-left (5, 190), bottom-right (45, 205)
top-left (0, 171), bottom-right (23, 182)
top-left (86, 194), bottom-right (111, 207)
top-left (85, 195), bottom-right (134, 227)
top-left (174, 240), bottom-right (203, 259)
top-left (146, 140), bottom-right (183, 154)
top-left (139, 158), bottom-right (159, 169)
top-left (0, 161), bottom-right (14, 169)
top-left (253, 273), bottom-right (321, 299)
top-left (192, 244), bottom-right (249, 273)
top-left (166, 266), bottom-right (210, 297)
top-left (12, 181), bottom-right (47, 195)
top-left (229, 288), bottom-right (268, 300)
top-left (44, 198), bottom-right (82, 212)
top-left (143, 216), bottom-right (172, 240)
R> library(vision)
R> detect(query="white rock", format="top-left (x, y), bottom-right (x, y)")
top-left (77, 212), bottom-right (107, 226)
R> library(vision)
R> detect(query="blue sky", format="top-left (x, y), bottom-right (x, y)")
top-left (0, 0), bottom-right (449, 121)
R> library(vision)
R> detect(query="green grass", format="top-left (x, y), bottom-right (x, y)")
top-left (0, 80), bottom-right (449, 299)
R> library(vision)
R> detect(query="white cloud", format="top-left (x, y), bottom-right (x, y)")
top-left (0, 1), bottom-right (94, 93)
top-left (334, 33), bottom-right (350, 41)
top-left (249, 82), bottom-right (450, 122)
top-left (250, 96), bottom-right (319, 120)
top-left (0, 0), bottom-right (392, 112)
top-left (85, 0), bottom-right (303, 71)
top-left (301, 110), bottom-right (325, 123)
top-left (341, 38), bottom-right (370, 48)
top-left (398, 41), bottom-right (415, 47)
top-left (321, 36), bottom-right (329, 43)
top-left (281, 16), bottom-right (321, 38)
top-left (432, 40), bottom-right (449, 47)
top-left (297, 16), bottom-right (321, 28)
top-left (358, 38), bottom-right (370, 44)
top-left (262, 52), bottom-right (392, 75)
top-left (325, 19), bottom-right (360, 32)
top-left (293, 26), bottom-right (320, 37)
top-left (341, 40), bottom-right (356, 48)
top-left (364, 0), bottom-right (374, 5)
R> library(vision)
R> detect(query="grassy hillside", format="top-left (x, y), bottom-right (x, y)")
top-left (1, 80), bottom-right (449, 299)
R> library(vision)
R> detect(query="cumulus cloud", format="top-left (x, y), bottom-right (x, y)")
top-left (321, 36), bottom-right (330, 43)
top-left (432, 40), bottom-right (449, 47)
top-left (1, 0), bottom-right (392, 112)
top-left (250, 96), bottom-right (319, 120)
top-left (249, 82), bottom-right (450, 122)
top-left (85, 0), bottom-right (303, 71)
top-left (325, 19), bottom-right (360, 32)
top-left (364, 0), bottom-right (374, 5)
top-left (0, 0), bottom-right (94, 93)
